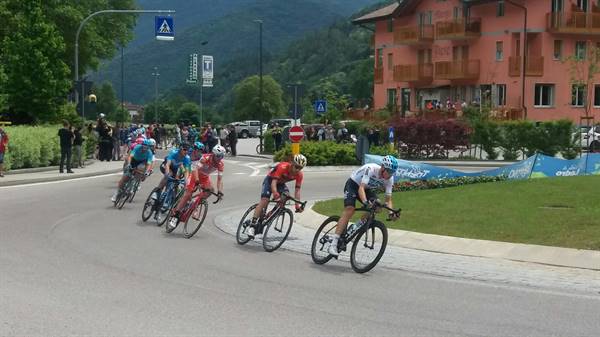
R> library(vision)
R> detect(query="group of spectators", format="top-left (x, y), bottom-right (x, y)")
top-left (174, 123), bottom-right (238, 156)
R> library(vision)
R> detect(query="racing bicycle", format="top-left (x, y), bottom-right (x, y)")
top-left (113, 167), bottom-right (146, 209)
top-left (141, 175), bottom-right (185, 226)
top-left (236, 193), bottom-right (306, 252)
top-left (165, 188), bottom-right (223, 238)
top-left (310, 200), bottom-right (401, 273)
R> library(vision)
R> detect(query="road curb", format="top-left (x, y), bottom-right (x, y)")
top-left (295, 201), bottom-right (600, 271)
top-left (0, 168), bottom-right (122, 187)
top-left (237, 154), bottom-right (272, 160)
top-left (5, 159), bottom-right (98, 175)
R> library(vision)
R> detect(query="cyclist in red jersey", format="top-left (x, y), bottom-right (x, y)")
top-left (170, 145), bottom-right (225, 226)
top-left (245, 154), bottom-right (307, 238)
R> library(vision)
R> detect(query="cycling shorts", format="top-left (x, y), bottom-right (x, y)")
top-left (124, 159), bottom-right (145, 176)
top-left (260, 176), bottom-right (289, 199)
top-left (343, 178), bottom-right (377, 207)
top-left (186, 173), bottom-right (212, 193)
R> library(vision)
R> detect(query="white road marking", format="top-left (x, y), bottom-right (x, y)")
top-left (0, 172), bottom-right (121, 189)
top-left (234, 172), bottom-right (246, 175)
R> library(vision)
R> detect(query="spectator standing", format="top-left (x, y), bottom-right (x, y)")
top-left (336, 122), bottom-right (349, 143)
top-left (73, 126), bottom-right (85, 168)
top-left (272, 123), bottom-right (283, 151)
top-left (219, 125), bottom-right (229, 148)
top-left (112, 122), bottom-right (121, 161)
top-left (373, 127), bottom-right (381, 146)
top-left (58, 121), bottom-right (74, 173)
top-left (154, 123), bottom-right (161, 149)
top-left (0, 128), bottom-right (8, 177)
top-left (96, 119), bottom-right (113, 161)
top-left (317, 126), bottom-right (325, 141)
top-left (367, 128), bottom-right (377, 148)
top-left (228, 124), bottom-right (238, 156)
top-left (325, 125), bottom-right (336, 141)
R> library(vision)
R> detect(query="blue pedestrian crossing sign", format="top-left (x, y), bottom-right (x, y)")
top-left (314, 99), bottom-right (327, 116)
top-left (155, 16), bottom-right (174, 41)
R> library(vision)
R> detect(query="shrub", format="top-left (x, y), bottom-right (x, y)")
top-left (471, 120), bottom-right (500, 160)
top-left (391, 175), bottom-right (507, 192)
top-left (368, 145), bottom-right (398, 156)
top-left (273, 141), bottom-right (359, 166)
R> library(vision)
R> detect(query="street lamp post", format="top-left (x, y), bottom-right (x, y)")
top-left (254, 19), bottom-right (264, 152)
top-left (198, 41), bottom-right (208, 126)
top-left (152, 67), bottom-right (160, 123)
top-left (74, 9), bottom-right (175, 117)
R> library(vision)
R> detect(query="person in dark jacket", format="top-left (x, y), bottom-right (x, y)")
top-left (96, 119), bottom-right (113, 161)
top-left (58, 121), bottom-right (74, 173)
top-left (73, 126), bottom-right (85, 168)
top-left (227, 124), bottom-right (238, 156)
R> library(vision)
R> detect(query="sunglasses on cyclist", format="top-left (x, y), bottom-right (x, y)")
top-left (293, 164), bottom-right (303, 170)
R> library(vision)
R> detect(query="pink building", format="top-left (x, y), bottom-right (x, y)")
top-left (353, 0), bottom-right (600, 123)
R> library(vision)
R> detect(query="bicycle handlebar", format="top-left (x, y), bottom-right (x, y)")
top-left (197, 188), bottom-right (223, 204)
top-left (356, 200), bottom-right (402, 221)
top-left (276, 192), bottom-right (307, 212)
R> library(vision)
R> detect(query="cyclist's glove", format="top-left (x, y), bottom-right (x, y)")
top-left (272, 192), bottom-right (281, 200)
top-left (295, 204), bottom-right (304, 213)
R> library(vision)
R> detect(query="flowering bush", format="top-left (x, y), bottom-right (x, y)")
top-left (391, 175), bottom-right (507, 192)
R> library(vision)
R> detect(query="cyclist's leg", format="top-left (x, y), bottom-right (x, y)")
top-left (253, 176), bottom-right (273, 220)
top-left (174, 172), bottom-right (197, 214)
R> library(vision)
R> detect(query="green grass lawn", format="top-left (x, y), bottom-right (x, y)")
top-left (313, 176), bottom-right (600, 250)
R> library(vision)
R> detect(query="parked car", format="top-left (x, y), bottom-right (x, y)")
top-left (232, 120), bottom-right (263, 138)
top-left (574, 125), bottom-right (600, 151)
top-left (269, 118), bottom-right (300, 129)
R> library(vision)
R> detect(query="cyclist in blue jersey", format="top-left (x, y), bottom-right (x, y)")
top-left (111, 139), bottom-right (154, 202)
top-left (153, 143), bottom-right (192, 197)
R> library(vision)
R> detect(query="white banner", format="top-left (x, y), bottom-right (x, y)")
top-left (202, 78), bottom-right (213, 87)
top-left (202, 55), bottom-right (213, 79)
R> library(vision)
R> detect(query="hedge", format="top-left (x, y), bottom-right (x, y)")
top-left (2, 125), bottom-right (96, 171)
top-left (274, 141), bottom-right (359, 166)
top-left (391, 175), bottom-right (507, 192)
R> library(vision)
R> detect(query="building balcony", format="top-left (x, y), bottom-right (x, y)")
top-left (547, 12), bottom-right (600, 35)
top-left (508, 56), bottom-right (544, 77)
top-left (374, 67), bottom-right (383, 84)
top-left (394, 24), bottom-right (434, 45)
top-left (434, 60), bottom-right (480, 80)
top-left (393, 63), bottom-right (433, 83)
top-left (435, 18), bottom-right (481, 40)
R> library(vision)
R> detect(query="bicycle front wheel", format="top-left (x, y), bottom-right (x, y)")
top-left (155, 194), bottom-right (171, 227)
top-left (183, 199), bottom-right (208, 239)
top-left (350, 221), bottom-right (388, 273)
top-left (141, 189), bottom-right (158, 222)
top-left (262, 208), bottom-right (293, 252)
top-left (236, 204), bottom-right (257, 245)
top-left (311, 216), bottom-right (339, 265)
top-left (128, 179), bottom-right (140, 203)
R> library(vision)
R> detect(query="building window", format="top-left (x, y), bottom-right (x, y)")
top-left (497, 1), bottom-right (505, 16)
top-left (576, 41), bottom-right (587, 60)
top-left (376, 48), bottom-right (383, 68)
top-left (496, 84), bottom-right (506, 106)
top-left (496, 41), bottom-right (503, 61)
top-left (594, 85), bottom-right (600, 107)
top-left (572, 84), bottom-right (586, 107)
top-left (387, 18), bottom-right (393, 32)
top-left (553, 40), bottom-right (563, 60)
top-left (387, 53), bottom-right (393, 70)
top-left (534, 84), bottom-right (554, 107)
top-left (387, 88), bottom-right (397, 107)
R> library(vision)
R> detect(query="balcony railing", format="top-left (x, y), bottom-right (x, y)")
top-left (508, 56), bottom-right (544, 77)
top-left (434, 60), bottom-right (480, 80)
top-left (394, 24), bottom-right (434, 45)
top-left (374, 67), bottom-right (383, 84)
top-left (547, 12), bottom-right (600, 34)
top-left (393, 63), bottom-right (433, 83)
top-left (435, 18), bottom-right (481, 40)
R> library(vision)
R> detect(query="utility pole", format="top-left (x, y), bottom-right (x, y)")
top-left (152, 66), bottom-right (160, 123)
top-left (254, 19), bottom-right (264, 151)
top-left (121, 45), bottom-right (125, 112)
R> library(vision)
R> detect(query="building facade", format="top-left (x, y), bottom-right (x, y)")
top-left (354, 0), bottom-right (600, 122)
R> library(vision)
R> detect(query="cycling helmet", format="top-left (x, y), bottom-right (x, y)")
top-left (193, 141), bottom-right (205, 151)
top-left (139, 127), bottom-right (146, 135)
top-left (142, 139), bottom-right (153, 147)
top-left (292, 154), bottom-right (307, 169)
top-left (147, 138), bottom-right (156, 147)
top-left (179, 142), bottom-right (191, 151)
top-left (381, 155), bottom-right (399, 173)
top-left (212, 145), bottom-right (226, 159)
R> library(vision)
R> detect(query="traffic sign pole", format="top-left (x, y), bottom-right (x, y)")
top-left (291, 143), bottom-right (300, 155)
top-left (289, 125), bottom-right (305, 155)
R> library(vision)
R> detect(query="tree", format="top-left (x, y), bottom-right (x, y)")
top-left (564, 43), bottom-right (600, 120)
top-left (2, 0), bottom-right (71, 124)
top-left (233, 75), bottom-right (284, 121)
top-left (96, 82), bottom-right (118, 119)
top-left (0, 63), bottom-right (7, 114)
top-left (178, 102), bottom-right (201, 125)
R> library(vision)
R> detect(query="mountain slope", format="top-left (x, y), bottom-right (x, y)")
top-left (93, 0), bottom-right (382, 103)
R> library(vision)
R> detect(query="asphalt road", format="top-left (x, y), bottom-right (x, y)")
top-left (1, 155), bottom-right (599, 336)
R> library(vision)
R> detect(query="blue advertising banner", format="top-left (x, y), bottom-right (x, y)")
top-left (364, 153), bottom-right (600, 182)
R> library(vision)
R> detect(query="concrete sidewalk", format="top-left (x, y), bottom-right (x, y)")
top-left (0, 160), bottom-right (123, 187)
top-left (293, 202), bottom-right (600, 271)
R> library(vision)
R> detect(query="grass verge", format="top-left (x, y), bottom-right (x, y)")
top-left (313, 176), bottom-right (600, 250)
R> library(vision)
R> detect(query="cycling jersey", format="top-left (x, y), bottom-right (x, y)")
top-left (129, 144), bottom-right (154, 165)
top-left (196, 153), bottom-right (224, 178)
top-left (165, 149), bottom-right (192, 172)
top-left (267, 162), bottom-right (303, 187)
top-left (349, 163), bottom-right (393, 196)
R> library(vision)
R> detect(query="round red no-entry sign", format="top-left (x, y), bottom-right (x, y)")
top-left (288, 125), bottom-right (305, 143)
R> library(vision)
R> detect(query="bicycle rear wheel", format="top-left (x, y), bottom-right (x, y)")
top-left (116, 183), bottom-right (131, 209)
top-left (128, 178), bottom-right (140, 203)
top-left (236, 204), bottom-right (258, 245)
top-left (310, 216), bottom-right (339, 265)
top-left (262, 208), bottom-right (293, 252)
top-left (155, 193), bottom-right (171, 227)
top-left (183, 199), bottom-right (208, 239)
top-left (141, 189), bottom-right (158, 222)
top-left (350, 221), bottom-right (388, 273)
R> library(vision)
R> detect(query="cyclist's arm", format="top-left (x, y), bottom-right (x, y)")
top-left (384, 178), bottom-right (394, 210)
top-left (294, 173), bottom-right (303, 207)
top-left (164, 160), bottom-right (172, 176)
top-left (270, 177), bottom-right (280, 197)
top-left (216, 163), bottom-right (224, 194)
top-left (358, 183), bottom-right (369, 204)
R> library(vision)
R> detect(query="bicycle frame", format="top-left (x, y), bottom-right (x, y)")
top-left (255, 193), bottom-right (305, 233)
top-left (179, 188), bottom-right (221, 222)
top-left (338, 202), bottom-right (400, 251)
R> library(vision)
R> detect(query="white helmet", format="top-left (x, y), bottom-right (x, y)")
top-left (212, 145), bottom-right (226, 159)
top-left (147, 138), bottom-right (156, 147)
top-left (292, 154), bottom-right (307, 169)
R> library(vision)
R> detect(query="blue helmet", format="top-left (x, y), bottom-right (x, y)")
top-left (142, 139), bottom-right (153, 147)
top-left (381, 155), bottom-right (398, 173)
top-left (193, 141), bottom-right (205, 151)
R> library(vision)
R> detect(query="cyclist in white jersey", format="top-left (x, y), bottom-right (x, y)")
top-left (328, 155), bottom-right (399, 257)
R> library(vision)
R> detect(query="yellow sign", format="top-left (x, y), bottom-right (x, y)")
top-left (291, 142), bottom-right (300, 155)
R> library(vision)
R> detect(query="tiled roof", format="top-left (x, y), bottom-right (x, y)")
top-left (352, 2), bottom-right (399, 24)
